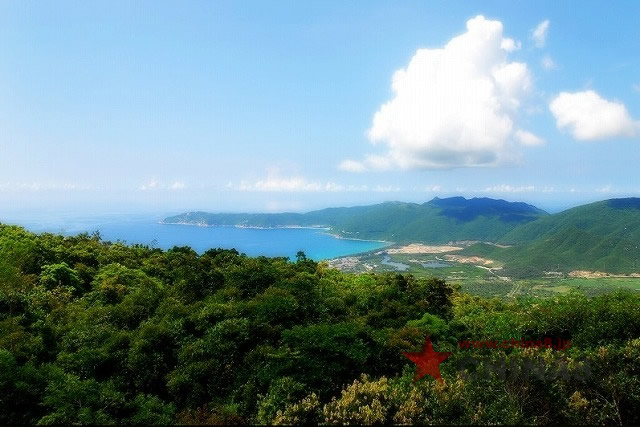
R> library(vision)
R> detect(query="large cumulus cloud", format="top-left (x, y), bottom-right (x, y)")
top-left (342, 16), bottom-right (541, 171)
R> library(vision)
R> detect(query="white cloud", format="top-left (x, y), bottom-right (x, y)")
top-left (338, 159), bottom-right (366, 173)
top-left (483, 184), bottom-right (536, 193)
top-left (500, 38), bottom-right (521, 52)
top-left (596, 185), bottom-right (613, 193)
top-left (140, 180), bottom-right (159, 191)
top-left (244, 177), bottom-right (324, 192)
top-left (541, 55), bottom-right (556, 70)
top-left (140, 180), bottom-right (187, 191)
top-left (169, 181), bottom-right (185, 190)
top-left (531, 19), bottom-right (550, 48)
top-left (515, 129), bottom-right (546, 146)
top-left (549, 90), bottom-right (638, 140)
top-left (352, 16), bottom-right (536, 170)
top-left (363, 154), bottom-right (393, 171)
top-left (235, 175), bottom-right (371, 192)
top-left (373, 185), bottom-right (400, 192)
top-left (324, 182), bottom-right (344, 192)
top-left (0, 181), bottom-right (91, 192)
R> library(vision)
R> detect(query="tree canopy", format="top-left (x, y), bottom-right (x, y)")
top-left (1, 223), bottom-right (639, 424)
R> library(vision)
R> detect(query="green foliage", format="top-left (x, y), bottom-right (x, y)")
top-left (273, 392), bottom-right (322, 425)
top-left (256, 376), bottom-right (306, 424)
top-left (0, 223), bottom-right (639, 424)
top-left (406, 313), bottom-right (448, 338)
top-left (91, 263), bottom-right (161, 304)
top-left (323, 374), bottom-right (394, 424)
top-left (251, 287), bottom-right (300, 327)
top-left (39, 262), bottom-right (82, 293)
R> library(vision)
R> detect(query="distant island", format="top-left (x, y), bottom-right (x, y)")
top-left (164, 196), bottom-right (640, 276)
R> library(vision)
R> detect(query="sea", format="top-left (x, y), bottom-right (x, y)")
top-left (0, 212), bottom-right (388, 261)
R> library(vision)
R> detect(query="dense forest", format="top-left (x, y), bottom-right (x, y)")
top-left (1, 223), bottom-right (640, 424)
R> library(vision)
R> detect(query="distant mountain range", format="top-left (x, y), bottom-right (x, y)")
top-left (163, 196), bottom-right (547, 243)
top-left (164, 197), bottom-right (640, 275)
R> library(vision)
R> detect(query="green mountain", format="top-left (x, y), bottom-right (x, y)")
top-left (463, 198), bottom-right (640, 276)
top-left (164, 197), bottom-right (548, 244)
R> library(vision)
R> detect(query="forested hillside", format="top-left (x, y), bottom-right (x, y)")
top-left (1, 223), bottom-right (640, 424)
top-left (164, 197), bottom-right (547, 244)
top-left (458, 198), bottom-right (640, 276)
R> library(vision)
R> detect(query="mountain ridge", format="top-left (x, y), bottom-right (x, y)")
top-left (163, 196), bottom-right (549, 244)
top-left (458, 197), bottom-right (640, 275)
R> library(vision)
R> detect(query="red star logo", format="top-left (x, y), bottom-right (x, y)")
top-left (403, 335), bottom-right (452, 383)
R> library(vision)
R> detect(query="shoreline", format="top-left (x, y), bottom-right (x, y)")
top-left (321, 231), bottom-right (392, 245)
top-left (159, 221), bottom-right (330, 231)
top-left (160, 220), bottom-right (393, 247)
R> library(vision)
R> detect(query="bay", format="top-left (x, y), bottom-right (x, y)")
top-left (0, 212), bottom-right (388, 261)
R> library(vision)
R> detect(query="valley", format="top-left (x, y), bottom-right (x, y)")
top-left (325, 241), bottom-right (640, 299)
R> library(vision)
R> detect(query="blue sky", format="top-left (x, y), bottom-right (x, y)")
top-left (1, 0), bottom-right (639, 214)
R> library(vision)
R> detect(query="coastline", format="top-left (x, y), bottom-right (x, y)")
top-left (159, 221), bottom-right (330, 231)
top-left (321, 231), bottom-right (393, 245)
top-left (160, 220), bottom-right (392, 246)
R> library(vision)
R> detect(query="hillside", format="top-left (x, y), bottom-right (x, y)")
top-left (462, 198), bottom-right (640, 276)
top-left (164, 197), bottom-right (548, 244)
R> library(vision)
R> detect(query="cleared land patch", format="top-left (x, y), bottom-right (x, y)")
top-left (386, 243), bottom-right (463, 254)
top-left (444, 254), bottom-right (497, 266)
top-left (569, 270), bottom-right (640, 279)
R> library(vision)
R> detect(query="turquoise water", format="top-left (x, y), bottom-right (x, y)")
top-left (0, 213), bottom-right (388, 261)
top-left (381, 255), bottom-right (410, 271)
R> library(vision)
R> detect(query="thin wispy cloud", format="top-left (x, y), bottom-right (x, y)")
top-left (228, 173), bottom-right (403, 193)
top-left (140, 180), bottom-right (187, 191)
top-left (0, 182), bottom-right (92, 192)
top-left (541, 55), bottom-right (556, 70)
top-left (373, 185), bottom-right (400, 193)
top-left (233, 175), bottom-right (368, 193)
top-left (338, 160), bottom-right (367, 173)
top-left (515, 129), bottom-right (546, 146)
top-left (484, 184), bottom-right (537, 193)
top-left (238, 177), bottom-right (341, 192)
top-left (531, 19), bottom-right (550, 48)
top-left (169, 181), bottom-right (185, 190)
